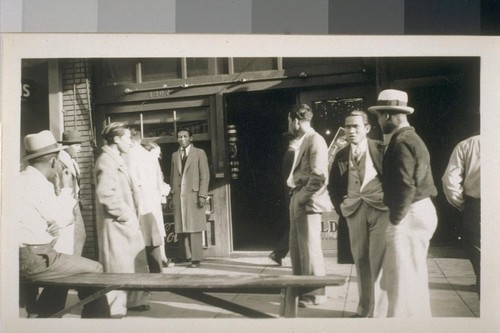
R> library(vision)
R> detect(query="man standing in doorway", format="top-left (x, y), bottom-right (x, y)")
top-left (368, 89), bottom-right (438, 317)
top-left (328, 110), bottom-right (389, 317)
top-left (169, 128), bottom-right (210, 268)
top-left (287, 104), bottom-right (332, 307)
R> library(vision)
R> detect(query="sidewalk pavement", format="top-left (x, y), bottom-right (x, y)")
top-left (53, 246), bottom-right (479, 319)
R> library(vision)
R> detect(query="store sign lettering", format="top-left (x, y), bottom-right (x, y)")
top-left (149, 90), bottom-right (171, 98)
top-left (164, 222), bottom-right (179, 244)
top-left (321, 220), bottom-right (338, 233)
top-left (22, 83), bottom-right (31, 98)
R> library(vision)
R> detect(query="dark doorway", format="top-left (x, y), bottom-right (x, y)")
top-left (226, 89), bottom-right (297, 251)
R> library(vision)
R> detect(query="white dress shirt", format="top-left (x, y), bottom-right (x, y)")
top-left (286, 129), bottom-right (311, 189)
top-left (19, 166), bottom-right (76, 248)
top-left (442, 135), bottom-right (480, 210)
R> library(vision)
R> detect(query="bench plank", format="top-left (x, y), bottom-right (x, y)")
top-left (22, 273), bottom-right (346, 318)
top-left (25, 273), bottom-right (346, 290)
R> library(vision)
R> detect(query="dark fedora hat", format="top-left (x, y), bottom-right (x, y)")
top-left (58, 129), bottom-right (83, 144)
top-left (23, 130), bottom-right (67, 161)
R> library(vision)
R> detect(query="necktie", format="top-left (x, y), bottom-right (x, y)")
top-left (181, 148), bottom-right (187, 171)
top-left (353, 146), bottom-right (362, 165)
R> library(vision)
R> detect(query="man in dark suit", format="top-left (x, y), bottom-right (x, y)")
top-left (287, 104), bottom-right (332, 307)
top-left (368, 89), bottom-right (438, 317)
top-left (169, 128), bottom-right (210, 268)
top-left (328, 110), bottom-right (389, 317)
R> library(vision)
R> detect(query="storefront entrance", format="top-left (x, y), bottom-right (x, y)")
top-left (226, 85), bottom-right (376, 253)
top-left (226, 89), bottom-right (297, 251)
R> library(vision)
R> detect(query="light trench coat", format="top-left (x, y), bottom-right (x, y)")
top-left (95, 145), bottom-right (148, 273)
top-left (170, 145), bottom-right (210, 233)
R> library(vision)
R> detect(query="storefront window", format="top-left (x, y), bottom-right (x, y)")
top-left (283, 58), bottom-right (334, 69)
top-left (107, 106), bottom-right (209, 142)
top-left (312, 97), bottom-right (364, 144)
top-left (233, 58), bottom-right (277, 73)
top-left (141, 58), bottom-right (182, 82)
top-left (187, 58), bottom-right (228, 77)
top-left (103, 59), bottom-right (138, 85)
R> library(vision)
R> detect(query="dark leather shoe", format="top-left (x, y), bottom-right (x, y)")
top-left (128, 304), bottom-right (150, 312)
top-left (189, 261), bottom-right (201, 268)
top-left (269, 252), bottom-right (282, 266)
top-left (350, 313), bottom-right (367, 318)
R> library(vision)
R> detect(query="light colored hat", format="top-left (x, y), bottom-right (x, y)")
top-left (23, 130), bottom-right (67, 161)
top-left (58, 128), bottom-right (83, 144)
top-left (368, 89), bottom-right (414, 114)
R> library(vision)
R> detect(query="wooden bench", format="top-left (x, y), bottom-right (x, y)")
top-left (22, 273), bottom-right (346, 318)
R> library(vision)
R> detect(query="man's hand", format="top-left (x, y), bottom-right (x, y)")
top-left (167, 196), bottom-right (174, 212)
top-left (197, 196), bottom-right (206, 209)
top-left (60, 168), bottom-right (72, 188)
top-left (46, 220), bottom-right (60, 237)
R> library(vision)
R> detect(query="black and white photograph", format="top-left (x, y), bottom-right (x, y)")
top-left (1, 34), bottom-right (499, 333)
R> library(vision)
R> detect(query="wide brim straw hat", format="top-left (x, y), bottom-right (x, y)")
top-left (368, 89), bottom-right (414, 114)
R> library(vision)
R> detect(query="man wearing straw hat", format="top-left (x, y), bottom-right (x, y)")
top-left (368, 89), bottom-right (438, 317)
top-left (58, 128), bottom-right (86, 256)
top-left (19, 130), bottom-right (110, 318)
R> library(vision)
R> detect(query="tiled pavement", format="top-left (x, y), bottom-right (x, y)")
top-left (45, 246), bottom-right (479, 319)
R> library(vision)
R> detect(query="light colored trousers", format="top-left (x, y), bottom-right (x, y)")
top-left (346, 202), bottom-right (389, 317)
top-left (382, 198), bottom-right (437, 317)
top-left (106, 291), bottom-right (146, 316)
top-left (289, 193), bottom-right (326, 297)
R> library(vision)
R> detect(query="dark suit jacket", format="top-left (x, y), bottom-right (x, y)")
top-left (382, 126), bottom-right (437, 224)
top-left (328, 139), bottom-right (385, 216)
top-left (327, 139), bottom-right (384, 264)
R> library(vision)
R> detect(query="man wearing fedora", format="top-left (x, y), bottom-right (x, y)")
top-left (368, 89), bottom-right (438, 317)
top-left (19, 130), bottom-right (110, 318)
top-left (58, 128), bottom-right (86, 256)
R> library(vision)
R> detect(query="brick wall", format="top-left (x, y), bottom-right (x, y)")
top-left (61, 59), bottom-right (98, 260)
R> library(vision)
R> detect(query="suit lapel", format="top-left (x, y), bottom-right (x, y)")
top-left (292, 131), bottom-right (314, 173)
top-left (184, 147), bottom-right (194, 172)
top-left (337, 146), bottom-right (350, 176)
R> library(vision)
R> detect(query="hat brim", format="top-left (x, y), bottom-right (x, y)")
top-left (367, 105), bottom-right (414, 114)
top-left (22, 145), bottom-right (67, 162)
top-left (57, 140), bottom-right (83, 144)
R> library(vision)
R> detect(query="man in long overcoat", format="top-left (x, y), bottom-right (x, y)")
top-left (95, 122), bottom-right (149, 317)
top-left (169, 128), bottom-right (210, 268)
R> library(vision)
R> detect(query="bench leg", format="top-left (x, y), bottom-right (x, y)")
top-left (280, 287), bottom-right (298, 318)
top-left (49, 285), bottom-right (118, 318)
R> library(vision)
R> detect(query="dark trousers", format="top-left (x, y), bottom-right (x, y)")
top-left (178, 232), bottom-right (203, 262)
top-left (271, 232), bottom-right (289, 259)
top-left (462, 196), bottom-right (480, 296)
top-left (19, 244), bottom-right (110, 318)
top-left (145, 246), bottom-right (163, 273)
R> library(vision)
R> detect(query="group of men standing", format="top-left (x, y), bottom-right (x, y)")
top-left (287, 89), bottom-right (480, 317)
top-left (19, 123), bottom-right (210, 318)
top-left (18, 87), bottom-right (479, 319)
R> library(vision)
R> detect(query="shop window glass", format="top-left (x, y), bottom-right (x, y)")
top-left (107, 106), bottom-right (209, 141)
top-left (283, 58), bottom-right (333, 69)
top-left (233, 58), bottom-right (277, 73)
top-left (107, 112), bottom-right (141, 127)
top-left (141, 58), bottom-right (182, 82)
top-left (311, 98), bottom-right (364, 144)
top-left (187, 58), bottom-right (228, 77)
top-left (103, 59), bottom-right (138, 85)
